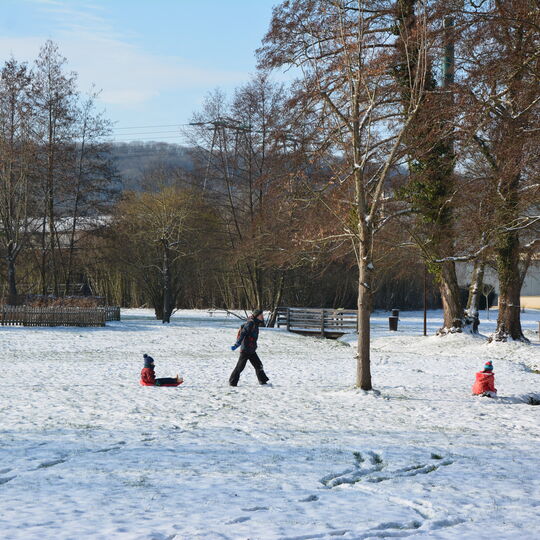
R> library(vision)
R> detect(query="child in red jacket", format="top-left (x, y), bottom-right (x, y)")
top-left (472, 361), bottom-right (497, 397)
top-left (140, 354), bottom-right (183, 387)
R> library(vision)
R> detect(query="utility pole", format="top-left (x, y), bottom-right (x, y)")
top-left (189, 117), bottom-right (251, 191)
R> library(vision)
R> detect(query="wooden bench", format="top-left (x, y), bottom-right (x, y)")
top-left (276, 307), bottom-right (357, 338)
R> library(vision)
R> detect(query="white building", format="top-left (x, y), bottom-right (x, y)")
top-left (456, 259), bottom-right (540, 310)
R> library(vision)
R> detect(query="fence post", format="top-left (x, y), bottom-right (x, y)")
top-left (286, 307), bottom-right (291, 332)
top-left (320, 309), bottom-right (325, 337)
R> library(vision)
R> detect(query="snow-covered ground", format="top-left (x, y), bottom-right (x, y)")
top-left (0, 308), bottom-right (539, 540)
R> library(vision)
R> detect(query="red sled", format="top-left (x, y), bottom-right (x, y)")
top-left (140, 367), bottom-right (183, 387)
top-left (140, 380), bottom-right (183, 387)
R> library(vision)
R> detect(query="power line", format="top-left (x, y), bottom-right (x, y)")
top-left (111, 123), bottom-right (191, 131)
top-left (109, 135), bottom-right (189, 143)
top-left (108, 118), bottom-right (263, 143)
top-left (108, 130), bottom-right (184, 136)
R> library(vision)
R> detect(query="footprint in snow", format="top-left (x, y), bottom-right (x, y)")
top-left (94, 446), bottom-right (122, 453)
top-left (321, 451), bottom-right (384, 487)
top-left (299, 494), bottom-right (319, 502)
top-left (321, 451), bottom-right (453, 487)
top-left (388, 496), bottom-right (436, 520)
top-left (36, 458), bottom-right (67, 469)
top-left (363, 491), bottom-right (465, 535)
top-left (368, 515), bottom-right (465, 537)
top-left (368, 456), bottom-right (453, 483)
top-left (0, 475), bottom-right (16, 485)
top-left (226, 516), bottom-right (251, 524)
top-left (372, 519), bottom-right (422, 531)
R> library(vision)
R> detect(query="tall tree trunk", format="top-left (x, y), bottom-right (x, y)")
top-left (356, 220), bottom-right (373, 390)
top-left (437, 260), bottom-right (464, 332)
top-left (40, 216), bottom-right (48, 295)
top-left (66, 137), bottom-right (86, 292)
top-left (465, 258), bottom-right (485, 332)
top-left (254, 263), bottom-right (263, 308)
top-left (47, 136), bottom-right (58, 296)
top-left (6, 252), bottom-right (18, 305)
top-left (162, 241), bottom-right (172, 324)
top-left (491, 97), bottom-right (526, 341)
top-left (466, 259), bottom-right (484, 316)
top-left (395, 0), bottom-right (464, 334)
top-left (356, 251), bottom-right (373, 391)
top-left (267, 270), bottom-right (286, 328)
top-left (493, 228), bottom-right (525, 341)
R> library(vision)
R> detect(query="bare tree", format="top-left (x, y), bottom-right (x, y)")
top-left (33, 40), bottom-right (78, 295)
top-left (187, 74), bottom-right (296, 313)
top-left (259, 0), bottom-right (430, 389)
top-left (63, 89), bottom-right (118, 291)
top-left (459, 1), bottom-right (540, 341)
top-left (0, 59), bottom-right (36, 303)
top-left (393, 0), bottom-right (469, 333)
top-left (110, 185), bottom-right (216, 322)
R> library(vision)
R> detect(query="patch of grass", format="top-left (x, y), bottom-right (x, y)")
top-left (431, 453), bottom-right (443, 460)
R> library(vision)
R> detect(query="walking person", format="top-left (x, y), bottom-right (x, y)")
top-left (229, 309), bottom-right (270, 386)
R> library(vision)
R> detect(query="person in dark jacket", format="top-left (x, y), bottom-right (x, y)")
top-left (229, 309), bottom-right (269, 386)
top-left (140, 354), bottom-right (183, 387)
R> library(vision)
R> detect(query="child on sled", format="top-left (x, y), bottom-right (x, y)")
top-left (472, 361), bottom-right (497, 397)
top-left (140, 354), bottom-right (183, 387)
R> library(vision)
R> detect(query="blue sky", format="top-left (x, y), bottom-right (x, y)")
top-left (0, 0), bottom-right (280, 143)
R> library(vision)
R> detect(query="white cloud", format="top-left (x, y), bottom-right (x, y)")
top-left (10, 0), bottom-right (248, 108)
top-left (55, 34), bottom-right (247, 107)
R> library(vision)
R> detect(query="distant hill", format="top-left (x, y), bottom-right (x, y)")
top-left (110, 142), bottom-right (196, 191)
top-left (110, 141), bottom-right (408, 193)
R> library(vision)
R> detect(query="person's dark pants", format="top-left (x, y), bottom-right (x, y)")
top-left (155, 377), bottom-right (178, 385)
top-left (229, 351), bottom-right (269, 386)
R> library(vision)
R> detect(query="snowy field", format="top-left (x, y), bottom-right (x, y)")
top-left (0, 308), bottom-right (539, 540)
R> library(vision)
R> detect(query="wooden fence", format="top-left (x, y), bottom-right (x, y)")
top-left (101, 306), bottom-right (121, 321)
top-left (276, 307), bottom-right (357, 337)
top-left (0, 305), bottom-right (108, 327)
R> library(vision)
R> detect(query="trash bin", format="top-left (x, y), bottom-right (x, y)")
top-left (389, 316), bottom-right (398, 331)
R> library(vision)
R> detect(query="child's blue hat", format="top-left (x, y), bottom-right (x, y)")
top-left (483, 361), bottom-right (493, 372)
top-left (143, 354), bottom-right (155, 368)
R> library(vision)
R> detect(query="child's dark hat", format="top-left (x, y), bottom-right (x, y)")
top-left (143, 354), bottom-right (155, 368)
